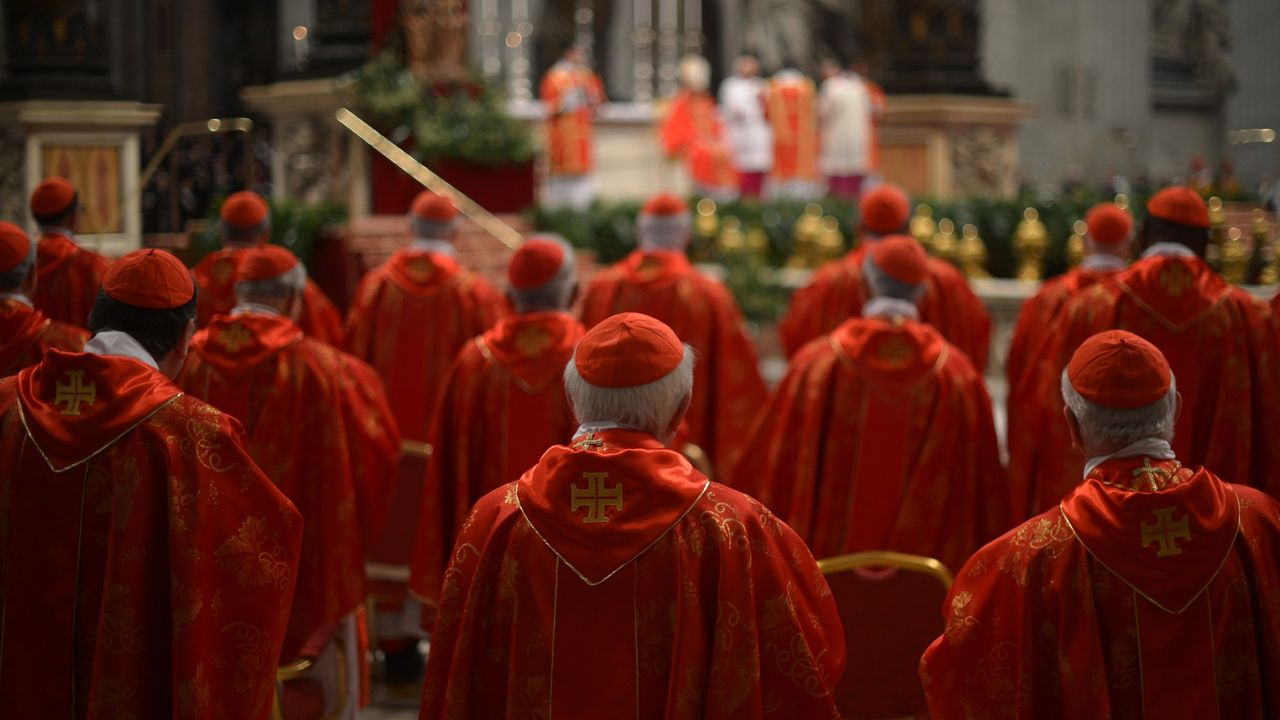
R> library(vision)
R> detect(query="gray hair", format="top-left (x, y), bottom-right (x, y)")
top-left (410, 216), bottom-right (459, 242)
top-left (1061, 369), bottom-right (1178, 452)
top-left (0, 240), bottom-right (36, 291)
top-left (234, 263), bottom-right (307, 300)
top-left (563, 346), bottom-right (696, 437)
top-left (863, 253), bottom-right (926, 303)
top-left (636, 214), bottom-right (692, 251)
top-left (220, 217), bottom-right (271, 247)
top-left (510, 235), bottom-right (577, 312)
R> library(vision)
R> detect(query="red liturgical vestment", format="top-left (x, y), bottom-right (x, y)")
top-left (32, 231), bottom-right (109, 328)
top-left (731, 317), bottom-right (1008, 572)
top-left (921, 456), bottom-right (1280, 718)
top-left (0, 297), bottom-right (87, 376)
top-left (177, 311), bottom-right (400, 662)
top-left (0, 350), bottom-right (302, 718)
top-left (780, 245), bottom-right (992, 371)
top-left (580, 250), bottom-right (766, 474)
top-left (409, 311), bottom-right (583, 610)
top-left (420, 430), bottom-right (846, 719)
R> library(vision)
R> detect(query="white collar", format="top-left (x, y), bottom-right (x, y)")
top-left (1082, 437), bottom-right (1176, 479)
top-left (408, 239), bottom-right (457, 257)
top-left (573, 421), bottom-right (643, 439)
top-left (0, 291), bottom-right (32, 307)
top-left (1142, 243), bottom-right (1196, 259)
top-left (84, 330), bottom-right (160, 371)
top-left (862, 297), bottom-right (920, 321)
top-left (231, 302), bottom-right (282, 317)
top-left (1080, 253), bottom-right (1127, 272)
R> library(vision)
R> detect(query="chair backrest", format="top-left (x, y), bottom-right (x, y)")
top-left (818, 551), bottom-right (953, 720)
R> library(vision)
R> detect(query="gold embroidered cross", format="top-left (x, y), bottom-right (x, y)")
top-left (876, 334), bottom-right (914, 368)
top-left (54, 370), bottom-right (96, 416)
top-left (515, 325), bottom-right (552, 358)
top-left (1131, 458), bottom-right (1169, 492)
top-left (405, 257), bottom-right (435, 283)
top-left (572, 433), bottom-right (604, 450)
top-left (570, 471), bottom-right (623, 523)
top-left (218, 323), bottom-right (252, 352)
top-left (1140, 506), bottom-right (1191, 557)
top-left (1158, 263), bottom-right (1193, 297)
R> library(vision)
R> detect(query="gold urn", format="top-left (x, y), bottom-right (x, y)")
top-left (911, 203), bottom-right (937, 249)
top-left (1220, 227), bottom-right (1250, 285)
top-left (1066, 219), bottom-right (1087, 268)
top-left (786, 203), bottom-right (825, 268)
top-left (931, 218), bottom-right (959, 263)
top-left (1013, 207), bottom-right (1051, 282)
top-left (958, 224), bottom-right (990, 279)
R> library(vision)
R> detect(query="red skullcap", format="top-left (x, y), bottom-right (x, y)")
top-left (1084, 203), bottom-right (1133, 247)
top-left (411, 191), bottom-right (459, 222)
top-left (641, 193), bottom-right (689, 217)
top-left (102, 249), bottom-right (195, 309)
top-left (0, 222), bottom-right (32, 273)
top-left (859, 184), bottom-right (910, 235)
top-left (867, 234), bottom-right (928, 285)
top-left (30, 177), bottom-right (76, 217)
top-left (509, 237), bottom-right (568, 290)
top-left (238, 244), bottom-right (299, 282)
top-left (1146, 187), bottom-right (1209, 229)
top-left (1068, 330), bottom-right (1172, 409)
top-left (220, 191), bottom-right (270, 230)
top-left (575, 312), bottom-right (685, 388)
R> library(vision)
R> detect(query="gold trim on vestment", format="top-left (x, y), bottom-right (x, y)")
top-left (829, 333), bottom-right (948, 399)
top-left (17, 393), bottom-right (183, 473)
top-left (1116, 279), bottom-right (1233, 334)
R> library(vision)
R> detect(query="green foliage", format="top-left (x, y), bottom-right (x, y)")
top-left (353, 50), bottom-right (535, 166)
top-left (191, 197), bottom-right (347, 268)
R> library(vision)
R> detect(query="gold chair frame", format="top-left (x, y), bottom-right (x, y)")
top-left (816, 550), bottom-right (954, 589)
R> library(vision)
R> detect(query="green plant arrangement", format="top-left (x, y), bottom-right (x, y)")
top-left (353, 50), bottom-right (535, 167)
top-left (190, 197), bottom-right (348, 268)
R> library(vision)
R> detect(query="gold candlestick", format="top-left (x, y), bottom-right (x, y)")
top-left (1013, 207), bottom-right (1051, 282)
top-left (911, 203), bottom-right (937, 249)
top-left (932, 218), bottom-right (959, 263)
top-left (1220, 227), bottom-right (1249, 285)
top-left (1066, 219), bottom-right (1087, 268)
top-left (958, 224), bottom-right (990, 278)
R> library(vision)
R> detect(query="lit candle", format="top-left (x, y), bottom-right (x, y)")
top-left (292, 25), bottom-right (309, 71)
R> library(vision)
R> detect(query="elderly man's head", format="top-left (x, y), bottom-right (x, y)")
top-left (233, 245), bottom-right (307, 321)
top-left (858, 184), bottom-right (911, 240)
top-left (1083, 202), bottom-right (1133, 259)
top-left (219, 191), bottom-right (272, 248)
top-left (0, 222), bottom-right (37, 298)
top-left (636, 193), bottom-right (692, 252)
top-left (863, 234), bottom-right (928, 305)
top-left (564, 313), bottom-right (694, 443)
top-left (1061, 330), bottom-right (1181, 456)
top-left (408, 191), bottom-right (461, 243)
top-left (508, 234), bottom-right (577, 313)
top-left (1141, 186), bottom-right (1210, 257)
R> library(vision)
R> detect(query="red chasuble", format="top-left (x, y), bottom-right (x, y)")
top-left (921, 457), bottom-right (1280, 718)
top-left (192, 248), bottom-right (344, 346)
top-left (0, 297), bottom-right (87, 376)
top-left (540, 63), bottom-right (605, 175)
top-left (177, 312), bottom-right (399, 663)
top-left (420, 429), bottom-right (845, 719)
top-left (31, 231), bottom-right (109, 328)
top-left (660, 90), bottom-right (738, 190)
top-left (344, 249), bottom-right (508, 443)
top-left (0, 350), bottom-right (302, 719)
top-left (580, 250), bottom-right (766, 474)
top-left (780, 245), bottom-right (992, 371)
top-left (731, 318), bottom-right (1008, 573)
top-left (409, 311), bottom-right (583, 611)
top-left (1015, 255), bottom-right (1280, 512)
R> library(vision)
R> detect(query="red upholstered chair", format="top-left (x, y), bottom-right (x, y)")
top-left (818, 551), bottom-right (953, 720)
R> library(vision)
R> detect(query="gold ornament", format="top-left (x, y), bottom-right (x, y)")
top-left (1114, 193), bottom-right (1130, 210)
top-left (816, 216), bottom-right (845, 265)
top-left (931, 218), bottom-right (959, 263)
top-left (786, 203), bottom-right (825, 268)
top-left (1066, 219), bottom-right (1087, 268)
top-left (1013, 207), bottom-right (1050, 282)
top-left (1220, 227), bottom-right (1249, 285)
top-left (911, 203), bottom-right (937, 249)
top-left (1251, 209), bottom-right (1271, 284)
top-left (717, 215), bottom-right (746, 254)
top-left (691, 199), bottom-right (720, 262)
top-left (958, 224), bottom-right (990, 279)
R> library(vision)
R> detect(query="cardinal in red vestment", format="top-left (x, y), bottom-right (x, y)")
top-left (661, 55), bottom-right (739, 200)
top-left (0, 221), bottom-right (87, 375)
top-left (28, 177), bottom-right (110, 328)
top-left (0, 249), bottom-right (302, 719)
top-left (1022, 187), bottom-right (1280, 510)
top-left (732, 236), bottom-right (1007, 572)
top-left (541, 43), bottom-right (606, 211)
top-left (1006, 202), bottom-right (1132, 516)
top-left (192, 191), bottom-right (344, 345)
top-left (409, 235), bottom-right (584, 616)
top-left (420, 312), bottom-right (845, 718)
top-left (780, 184), bottom-right (992, 370)
top-left (580, 193), bottom-right (766, 475)
top-left (176, 245), bottom-right (399, 713)
top-left (921, 331), bottom-right (1280, 718)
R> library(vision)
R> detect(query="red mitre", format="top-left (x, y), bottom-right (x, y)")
top-left (411, 191), bottom-right (459, 222)
top-left (0, 222), bottom-right (32, 273)
top-left (102, 249), bottom-right (196, 309)
top-left (1147, 187), bottom-right (1209, 229)
top-left (867, 234), bottom-right (928, 285)
top-left (575, 312), bottom-right (684, 388)
top-left (238, 244), bottom-right (299, 282)
top-left (510, 236), bottom-right (568, 290)
top-left (1084, 203), bottom-right (1132, 247)
top-left (1068, 330), bottom-right (1172, 409)
top-left (641, 192), bottom-right (689, 217)
top-left (30, 177), bottom-right (76, 217)
top-left (859, 184), bottom-right (910, 235)
top-left (220, 191), bottom-right (270, 230)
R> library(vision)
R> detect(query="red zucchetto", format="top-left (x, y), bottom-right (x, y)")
top-left (238, 244), bottom-right (299, 282)
top-left (859, 184), bottom-right (910, 235)
top-left (102, 249), bottom-right (195, 309)
top-left (30, 178), bottom-right (76, 218)
top-left (220, 191), bottom-right (270, 231)
top-left (867, 234), bottom-right (928, 286)
top-left (1084, 203), bottom-right (1133, 247)
top-left (574, 312), bottom-right (684, 388)
top-left (641, 193), bottom-right (688, 217)
top-left (0, 222), bottom-right (32, 273)
top-left (411, 191), bottom-right (459, 222)
top-left (509, 236), bottom-right (569, 290)
top-left (1146, 187), bottom-right (1210, 229)
top-left (1067, 330), bottom-right (1172, 409)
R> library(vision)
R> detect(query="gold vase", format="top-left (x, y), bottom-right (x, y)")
top-left (1066, 219), bottom-right (1087, 268)
top-left (1220, 227), bottom-right (1249, 285)
top-left (911, 203), bottom-right (938, 250)
top-left (1013, 207), bottom-right (1050, 282)
top-left (932, 218), bottom-right (959, 263)
top-left (958, 224), bottom-right (990, 279)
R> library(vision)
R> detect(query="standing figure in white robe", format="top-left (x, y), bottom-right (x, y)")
top-left (718, 55), bottom-right (773, 199)
top-left (818, 58), bottom-right (874, 201)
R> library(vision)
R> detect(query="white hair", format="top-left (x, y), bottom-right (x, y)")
top-left (409, 215), bottom-right (459, 242)
top-left (863, 253), bottom-right (926, 303)
top-left (563, 346), bottom-right (695, 437)
top-left (234, 263), bottom-right (307, 300)
top-left (636, 214), bottom-right (692, 251)
top-left (678, 55), bottom-right (711, 91)
top-left (1061, 369), bottom-right (1178, 453)
top-left (510, 235), bottom-right (577, 312)
top-left (220, 215), bottom-right (271, 247)
top-left (0, 240), bottom-right (36, 291)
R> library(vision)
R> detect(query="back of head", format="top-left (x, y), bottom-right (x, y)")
top-left (564, 312), bottom-right (695, 439)
top-left (735, 55), bottom-right (760, 78)
top-left (677, 55), bottom-right (711, 92)
top-left (1084, 202), bottom-right (1133, 256)
top-left (220, 191), bottom-right (272, 248)
top-left (508, 234), bottom-right (576, 313)
top-left (636, 193), bottom-right (692, 251)
top-left (89, 249), bottom-right (198, 361)
top-left (0, 222), bottom-right (36, 293)
top-left (1142, 187), bottom-right (1210, 257)
top-left (859, 185), bottom-right (911, 238)
top-left (863, 234), bottom-right (928, 303)
top-left (234, 244), bottom-right (307, 307)
top-left (409, 190), bottom-right (460, 242)
top-left (1061, 330), bottom-right (1177, 455)
top-left (30, 177), bottom-right (78, 229)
